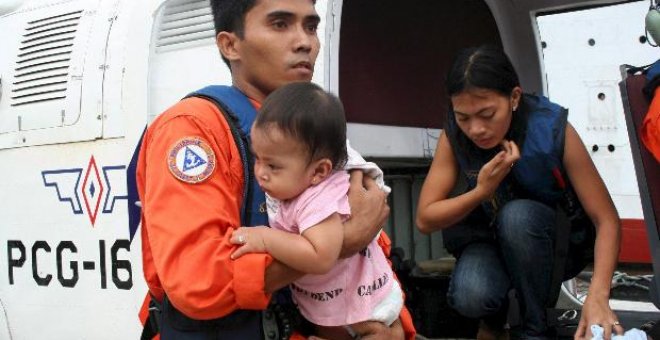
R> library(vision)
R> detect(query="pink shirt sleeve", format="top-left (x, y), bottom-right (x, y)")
top-left (294, 171), bottom-right (351, 233)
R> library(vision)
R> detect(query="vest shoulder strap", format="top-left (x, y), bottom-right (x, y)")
top-left (184, 85), bottom-right (268, 227)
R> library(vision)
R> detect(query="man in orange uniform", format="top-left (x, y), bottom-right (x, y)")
top-left (643, 87), bottom-right (660, 162)
top-left (137, 0), bottom-right (415, 339)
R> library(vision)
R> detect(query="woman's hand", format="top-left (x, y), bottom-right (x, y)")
top-left (574, 295), bottom-right (623, 340)
top-left (475, 140), bottom-right (520, 200)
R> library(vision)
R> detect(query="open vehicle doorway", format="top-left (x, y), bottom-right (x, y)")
top-left (335, 0), bottom-right (503, 338)
top-left (537, 0), bottom-right (660, 329)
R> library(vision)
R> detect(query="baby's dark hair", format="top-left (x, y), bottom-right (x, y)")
top-left (255, 82), bottom-right (347, 170)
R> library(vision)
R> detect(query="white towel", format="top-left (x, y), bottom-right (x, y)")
top-left (345, 140), bottom-right (391, 194)
top-left (591, 324), bottom-right (648, 340)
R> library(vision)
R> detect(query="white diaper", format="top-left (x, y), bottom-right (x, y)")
top-left (345, 279), bottom-right (404, 338)
top-left (371, 279), bottom-right (404, 326)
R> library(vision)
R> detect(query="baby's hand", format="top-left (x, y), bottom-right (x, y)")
top-left (230, 226), bottom-right (269, 259)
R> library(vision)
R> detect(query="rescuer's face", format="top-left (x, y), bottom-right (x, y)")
top-left (230, 0), bottom-right (320, 101)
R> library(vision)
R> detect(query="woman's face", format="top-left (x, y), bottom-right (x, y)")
top-left (450, 87), bottom-right (521, 149)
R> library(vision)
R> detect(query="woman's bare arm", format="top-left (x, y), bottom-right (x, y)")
top-left (416, 133), bottom-right (518, 233)
top-left (563, 123), bottom-right (622, 339)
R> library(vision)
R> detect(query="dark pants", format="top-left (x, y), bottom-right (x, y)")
top-left (159, 321), bottom-right (262, 340)
top-left (447, 199), bottom-right (560, 340)
top-left (157, 308), bottom-right (263, 340)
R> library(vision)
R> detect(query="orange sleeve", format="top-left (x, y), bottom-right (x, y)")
top-left (377, 232), bottom-right (417, 340)
top-left (642, 87), bottom-right (660, 162)
top-left (141, 99), bottom-right (272, 319)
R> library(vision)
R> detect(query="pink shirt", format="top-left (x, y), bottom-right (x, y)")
top-left (271, 171), bottom-right (395, 326)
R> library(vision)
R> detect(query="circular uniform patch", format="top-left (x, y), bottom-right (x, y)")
top-left (167, 137), bottom-right (216, 183)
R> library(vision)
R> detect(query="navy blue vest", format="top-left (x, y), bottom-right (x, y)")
top-left (449, 94), bottom-right (574, 218)
top-left (443, 94), bottom-right (595, 266)
top-left (187, 85), bottom-right (268, 227)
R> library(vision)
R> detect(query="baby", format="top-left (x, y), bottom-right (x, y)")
top-left (230, 82), bottom-right (402, 339)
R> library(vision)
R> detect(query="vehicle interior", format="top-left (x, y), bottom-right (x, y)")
top-left (336, 0), bottom-right (660, 337)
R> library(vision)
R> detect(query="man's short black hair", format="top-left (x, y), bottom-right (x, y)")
top-left (210, 0), bottom-right (317, 69)
top-left (210, 0), bottom-right (258, 68)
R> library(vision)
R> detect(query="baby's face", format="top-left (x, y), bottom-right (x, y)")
top-left (251, 126), bottom-right (314, 201)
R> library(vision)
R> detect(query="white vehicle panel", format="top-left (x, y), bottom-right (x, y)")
top-left (0, 0), bottom-right (111, 150)
top-left (0, 0), bottom-right (654, 338)
top-left (538, 1), bottom-right (656, 219)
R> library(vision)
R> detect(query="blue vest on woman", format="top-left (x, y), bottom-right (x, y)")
top-left (450, 94), bottom-right (571, 216)
top-left (444, 94), bottom-right (594, 268)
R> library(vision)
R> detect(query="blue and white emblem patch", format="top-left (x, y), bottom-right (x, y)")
top-left (168, 137), bottom-right (216, 183)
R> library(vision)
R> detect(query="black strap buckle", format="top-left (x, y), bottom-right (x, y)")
top-left (140, 298), bottom-right (162, 340)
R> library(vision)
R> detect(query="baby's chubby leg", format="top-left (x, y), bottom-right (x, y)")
top-left (314, 325), bottom-right (354, 340)
top-left (348, 319), bottom-right (403, 339)
top-left (312, 319), bottom-right (403, 339)
top-left (314, 320), bottom-right (393, 340)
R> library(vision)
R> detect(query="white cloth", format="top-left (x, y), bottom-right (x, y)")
top-left (345, 140), bottom-right (391, 194)
top-left (590, 325), bottom-right (647, 340)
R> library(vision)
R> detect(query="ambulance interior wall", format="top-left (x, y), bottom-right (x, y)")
top-left (340, 0), bottom-right (502, 263)
top-left (338, 0), bottom-right (503, 129)
top-left (383, 171), bottom-right (446, 263)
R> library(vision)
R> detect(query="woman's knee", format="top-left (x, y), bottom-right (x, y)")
top-left (447, 243), bottom-right (510, 318)
top-left (448, 280), bottom-right (507, 318)
top-left (497, 199), bottom-right (555, 243)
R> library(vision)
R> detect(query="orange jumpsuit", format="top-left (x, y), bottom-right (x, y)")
top-left (137, 95), bottom-right (415, 339)
top-left (642, 87), bottom-right (660, 162)
top-left (137, 97), bottom-right (272, 319)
